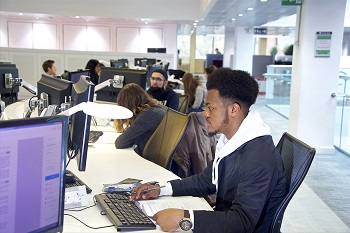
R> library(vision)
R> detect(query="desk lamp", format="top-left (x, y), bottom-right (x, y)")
top-left (59, 101), bottom-right (133, 120)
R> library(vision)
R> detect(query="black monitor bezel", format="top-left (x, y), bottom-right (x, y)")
top-left (95, 67), bottom-right (147, 103)
top-left (69, 76), bottom-right (95, 171)
top-left (0, 115), bottom-right (68, 233)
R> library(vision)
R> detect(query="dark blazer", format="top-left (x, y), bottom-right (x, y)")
top-left (170, 135), bottom-right (287, 233)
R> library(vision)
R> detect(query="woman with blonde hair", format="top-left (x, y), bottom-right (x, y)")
top-left (114, 83), bottom-right (167, 156)
top-left (182, 72), bottom-right (206, 112)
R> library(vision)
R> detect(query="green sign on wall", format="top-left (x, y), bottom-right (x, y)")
top-left (282, 0), bottom-right (302, 6)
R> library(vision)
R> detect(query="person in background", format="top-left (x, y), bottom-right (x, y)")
top-left (182, 72), bottom-right (206, 112)
top-left (204, 65), bottom-right (217, 80)
top-left (85, 59), bottom-right (100, 85)
top-left (147, 69), bottom-right (179, 111)
top-left (98, 62), bottom-right (105, 76)
top-left (130, 68), bottom-right (287, 233)
top-left (114, 83), bottom-right (167, 156)
top-left (215, 48), bottom-right (221, 54)
top-left (42, 60), bottom-right (57, 77)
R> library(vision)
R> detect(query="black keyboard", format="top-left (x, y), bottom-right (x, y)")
top-left (65, 170), bottom-right (92, 194)
top-left (95, 193), bottom-right (156, 231)
top-left (89, 130), bottom-right (103, 143)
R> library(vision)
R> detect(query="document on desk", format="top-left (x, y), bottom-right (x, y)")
top-left (96, 131), bottom-right (121, 144)
top-left (135, 196), bottom-right (213, 217)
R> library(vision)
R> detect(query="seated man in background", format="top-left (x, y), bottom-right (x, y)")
top-left (147, 69), bottom-right (179, 111)
top-left (42, 60), bottom-right (57, 77)
top-left (131, 68), bottom-right (287, 233)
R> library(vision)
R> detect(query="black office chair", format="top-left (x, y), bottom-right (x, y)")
top-left (178, 94), bottom-right (189, 114)
top-left (142, 108), bottom-right (189, 170)
top-left (270, 132), bottom-right (316, 233)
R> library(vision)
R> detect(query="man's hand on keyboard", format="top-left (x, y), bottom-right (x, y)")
top-left (129, 183), bottom-right (160, 201)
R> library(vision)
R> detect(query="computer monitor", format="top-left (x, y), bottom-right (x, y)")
top-left (96, 67), bottom-right (147, 103)
top-left (66, 70), bottom-right (90, 83)
top-left (0, 64), bottom-right (20, 105)
top-left (134, 58), bottom-right (156, 67)
top-left (111, 59), bottom-right (128, 68)
top-left (0, 116), bottom-right (68, 233)
top-left (37, 74), bottom-right (73, 107)
top-left (68, 76), bottom-right (95, 171)
top-left (147, 48), bottom-right (167, 53)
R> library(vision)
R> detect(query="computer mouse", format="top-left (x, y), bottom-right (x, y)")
top-left (65, 173), bottom-right (76, 184)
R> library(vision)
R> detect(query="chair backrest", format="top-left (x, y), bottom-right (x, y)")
top-left (270, 132), bottom-right (316, 233)
top-left (178, 94), bottom-right (189, 114)
top-left (142, 108), bottom-right (189, 170)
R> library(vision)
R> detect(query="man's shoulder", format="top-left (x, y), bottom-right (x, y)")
top-left (165, 88), bottom-right (179, 98)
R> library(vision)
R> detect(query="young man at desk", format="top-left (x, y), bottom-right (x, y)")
top-left (147, 69), bottom-right (179, 111)
top-left (131, 68), bottom-right (287, 233)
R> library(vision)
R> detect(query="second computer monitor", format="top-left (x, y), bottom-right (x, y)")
top-left (37, 74), bottom-right (73, 106)
top-left (69, 76), bottom-right (95, 171)
top-left (96, 67), bottom-right (147, 103)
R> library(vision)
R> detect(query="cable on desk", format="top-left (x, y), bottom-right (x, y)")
top-left (64, 214), bottom-right (114, 229)
top-left (65, 202), bottom-right (96, 211)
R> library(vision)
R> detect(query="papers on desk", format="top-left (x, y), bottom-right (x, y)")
top-left (94, 131), bottom-right (121, 144)
top-left (135, 196), bottom-right (213, 217)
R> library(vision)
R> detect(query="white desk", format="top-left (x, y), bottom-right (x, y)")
top-left (64, 138), bottom-right (181, 232)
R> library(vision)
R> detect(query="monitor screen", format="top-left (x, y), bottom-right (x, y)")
top-left (111, 59), bottom-right (128, 68)
top-left (147, 48), bottom-right (167, 53)
top-left (0, 64), bottom-right (19, 106)
top-left (37, 74), bottom-right (73, 107)
top-left (96, 67), bottom-right (147, 103)
top-left (134, 58), bottom-right (147, 67)
top-left (69, 76), bottom-right (95, 171)
top-left (0, 116), bottom-right (68, 233)
top-left (67, 70), bottom-right (90, 83)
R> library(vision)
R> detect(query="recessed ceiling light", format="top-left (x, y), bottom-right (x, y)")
top-left (193, 25), bottom-right (197, 28)
top-left (195, 20), bottom-right (199, 23)
top-left (19, 13), bottom-right (23, 15)
top-left (238, 14), bottom-right (243, 17)
top-left (248, 8), bottom-right (253, 10)
top-left (231, 18), bottom-right (236, 21)
top-left (261, 0), bottom-right (267, 2)
top-left (145, 22), bottom-right (148, 24)
top-left (75, 16), bottom-right (80, 19)
top-left (193, 23), bottom-right (197, 26)
top-left (141, 19), bottom-right (145, 21)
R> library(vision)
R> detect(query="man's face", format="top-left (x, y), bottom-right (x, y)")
top-left (150, 72), bottom-right (167, 89)
top-left (204, 89), bottom-right (231, 137)
top-left (48, 64), bottom-right (57, 76)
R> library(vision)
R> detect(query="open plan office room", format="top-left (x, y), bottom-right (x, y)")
top-left (0, 0), bottom-right (350, 232)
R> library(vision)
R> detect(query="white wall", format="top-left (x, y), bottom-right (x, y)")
top-left (0, 16), bottom-right (177, 55)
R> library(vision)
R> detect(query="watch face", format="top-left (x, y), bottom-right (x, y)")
top-left (180, 219), bottom-right (192, 231)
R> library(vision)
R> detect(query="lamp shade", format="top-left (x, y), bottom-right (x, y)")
top-left (59, 102), bottom-right (133, 120)
top-left (83, 102), bottom-right (132, 119)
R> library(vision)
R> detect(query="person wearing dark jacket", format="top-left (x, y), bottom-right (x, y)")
top-left (147, 69), bottom-right (179, 111)
top-left (114, 83), bottom-right (167, 156)
top-left (130, 68), bottom-right (287, 233)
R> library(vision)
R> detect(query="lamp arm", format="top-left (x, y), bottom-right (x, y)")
top-left (94, 79), bottom-right (114, 92)
top-left (58, 102), bottom-right (87, 116)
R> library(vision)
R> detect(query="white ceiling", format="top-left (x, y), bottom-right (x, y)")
top-left (0, 0), bottom-right (347, 36)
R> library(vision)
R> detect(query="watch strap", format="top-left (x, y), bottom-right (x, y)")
top-left (184, 210), bottom-right (190, 218)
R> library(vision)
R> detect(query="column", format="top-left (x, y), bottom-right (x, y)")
top-left (289, 0), bottom-right (347, 154)
top-left (223, 26), bottom-right (235, 68)
top-left (232, 26), bottom-right (254, 74)
top-left (189, 31), bottom-right (196, 74)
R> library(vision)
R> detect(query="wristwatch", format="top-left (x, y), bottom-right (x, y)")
top-left (179, 210), bottom-right (192, 231)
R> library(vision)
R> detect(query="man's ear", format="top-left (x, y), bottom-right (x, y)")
top-left (229, 102), bottom-right (241, 116)
top-left (163, 80), bottom-right (168, 88)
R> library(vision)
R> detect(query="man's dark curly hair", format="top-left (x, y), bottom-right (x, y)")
top-left (206, 68), bottom-right (259, 109)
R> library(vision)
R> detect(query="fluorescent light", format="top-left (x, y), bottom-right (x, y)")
top-left (231, 18), bottom-right (236, 21)
top-left (75, 16), bottom-right (80, 19)
top-left (238, 14), bottom-right (243, 17)
top-left (195, 20), bottom-right (199, 23)
top-left (261, 0), bottom-right (267, 2)
top-left (248, 8), bottom-right (253, 10)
